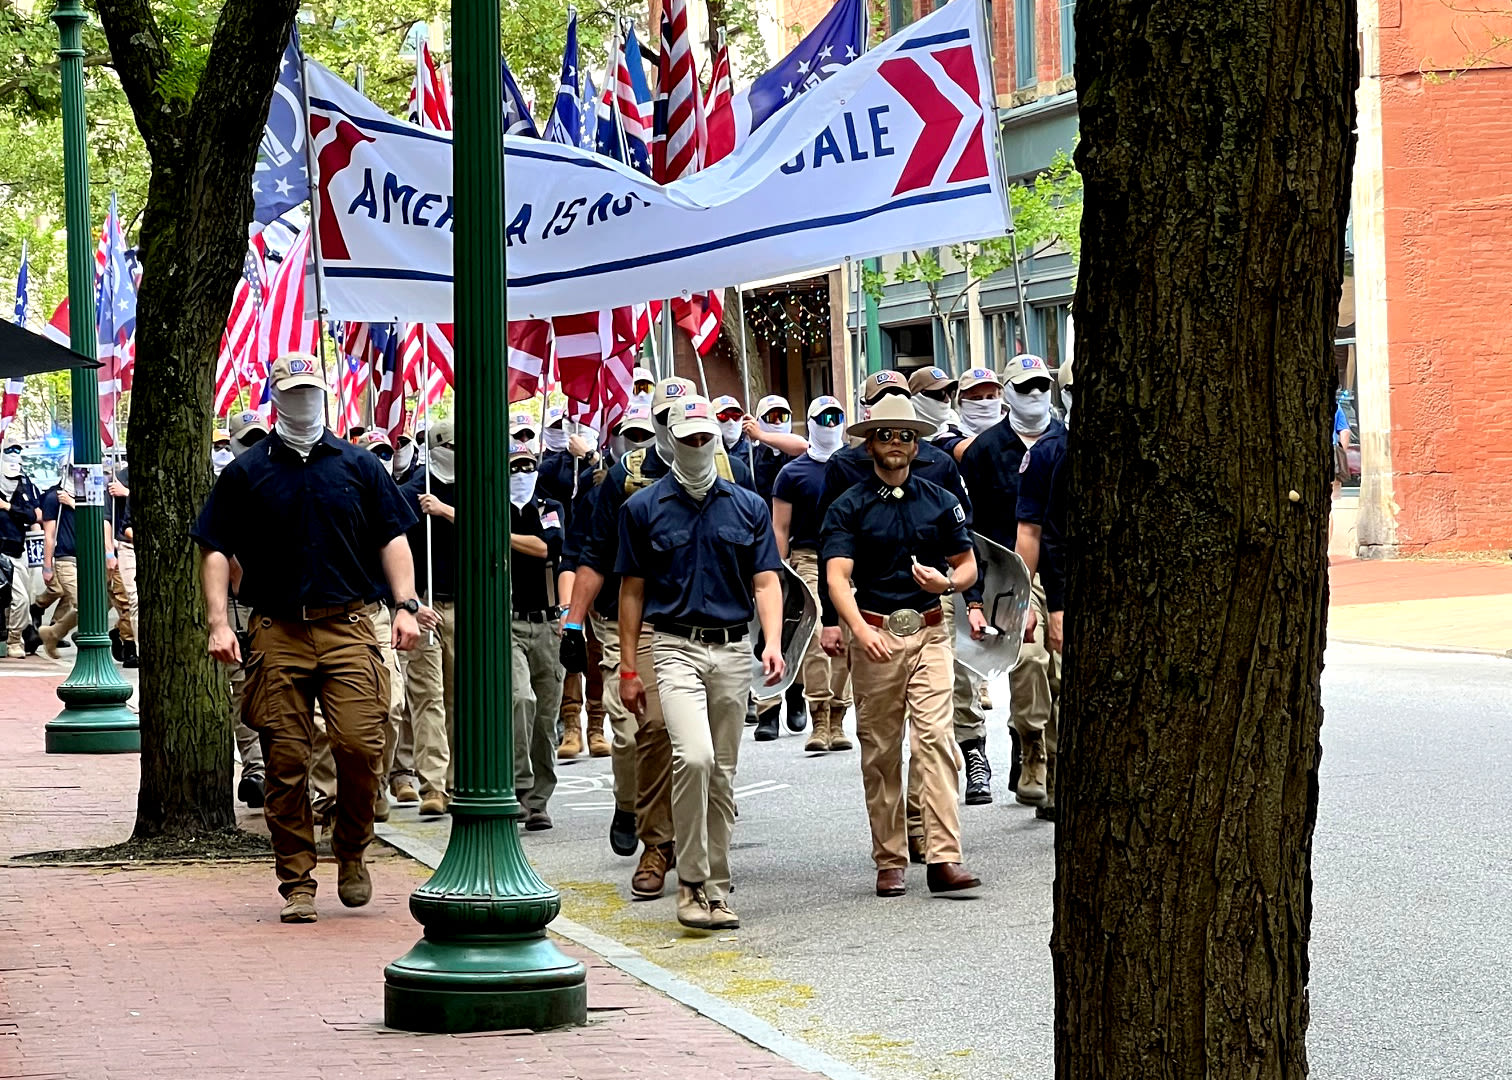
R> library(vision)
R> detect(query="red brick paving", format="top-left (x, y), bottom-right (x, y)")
top-left (0, 667), bottom-right (817, 1080)
top-left (1329, 556), bottom-right (1512, 606)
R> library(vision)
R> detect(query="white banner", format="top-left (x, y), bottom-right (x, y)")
top-left (305, 0), bottom-right (1007, 322)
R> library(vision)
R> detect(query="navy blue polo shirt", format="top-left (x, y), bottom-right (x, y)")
top-left (753, 445), bottom-right (795, 500)
top-left (821, 475), bottom-right (973, 617)
top-left (1, 474), bottom-right (41, 557)
top-left (41, 487), bottom-right (77, 559)
top-left (578, 448), bottom-right (670, 619)
top-left (402, 469), bottom-right (459, 603)
top-left (771, 454), bottom-right (829, 551)
top-left (959, 417), bottom-right (1066, 551)
top-left (538, 449), bottom-right (597, 530)
top-left (1015, 426), bottom-right (1069, 613)
top-left (558, 470), bottom-right (600, 576)
top-left (617, 475), bottom-right (781, 628)
top-left (510, 496), bottom-right (564, 614)
top-left (192, 431), bottom-right (418, 618)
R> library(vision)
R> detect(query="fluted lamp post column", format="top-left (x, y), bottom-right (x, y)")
top-left (383, 0), bottom-right (587, 1032)
top-left (45, 0), bottom-right (138, 754)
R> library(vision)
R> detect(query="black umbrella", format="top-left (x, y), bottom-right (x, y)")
top-left (0, 317), bottom-right (101, 378)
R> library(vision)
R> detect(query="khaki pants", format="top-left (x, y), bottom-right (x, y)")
top-left (558, 623), bottom-right (606, 738)
top-left (851, 618), bottom-right (963, 870)
top-left (115, 540), bottom-right (138, 642)
top-left (790, 548), bottom-right (852, 727)
top-left (39, 556), bottom-right (79, 647)
top-left (310, 605), bottom-right (408, 811)
top-left (240, 609), bottom-right (388, 898)
top-left (5, 553), bottom-right (32, 647)
top-left (652, 633), bottom-right (751, 900)
top-left (402, 599), bottom-right (456, 795)
top-left (389, 664), bottom-right (417, 786)
top-left (599, 613), bottom-right (673, 847)
top-left (106, 565), bottom-right (133, 642)
top-left (512, 617), bottom-right (564, 812)
top-left (1009, 580), bottom-right (1060, 755)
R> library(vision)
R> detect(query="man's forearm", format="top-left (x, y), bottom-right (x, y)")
top-left (568, 565), bottom-right (605, 625)
top-left (557, 569), bottom-right (576, 610)
top-left (949, 553), bottom-right (978, 593)
top-left (827, 560), bottom-right (866, 637)
top-left (1016, 523), bottom-right (1042, 580)
top-left (618, 578), bottom-right (645, 663)
top-left (380, 535), bottom-right (417, 602)
top-left (753, 571), bottom-right (783, 646)
top-left (509, 534), bottom-right (549, 557)
top-left (202, 551), bottom-right (231, 628)
top-left (757, 430), bottom-right (808, 456)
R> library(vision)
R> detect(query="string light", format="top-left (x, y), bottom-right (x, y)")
top-left (742, 286), bottom-right (832, 346)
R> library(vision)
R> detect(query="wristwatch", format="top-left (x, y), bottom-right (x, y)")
top-left (941, 585), bottom-right (956, 597)
top-left (396, 598), bottom-right (421, 614)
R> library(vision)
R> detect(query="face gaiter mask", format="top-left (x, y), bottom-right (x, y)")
top-left (212, 448), bottom-right (235, 475)
top-left (1007, 388), bottom-right (1052, 439)
top-left (958, 398), bottom-right (1004, 436)
top-left (807, 424), bottom-right (845, 462)
top-left (272, 386), bottom-right (326, 458)
top-left (428, 446), bottom-right (456, 484)
top-left (509, 470), bottom-right (538, 508)
top-left (394, 441), bottom-right (416, 474)
top-left (913, 395), bottom-right (960, 433)
top-left (671, 438), bottom-right (718, 500)
top-left (758, 417), bottom-right (792, 437)
top-left (370, 450), bottom-right (394, 477)
top-left (653, 415), bottom-right (675, 464)
top-left (718, 418), bottom-right (743, 450)
top-left (542, 426), bottom-right (568, 453)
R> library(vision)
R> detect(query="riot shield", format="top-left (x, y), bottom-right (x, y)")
top-left (954, 532), bottom-right (1031, 681)
top-left (749, 559), bottom-right (817, 702)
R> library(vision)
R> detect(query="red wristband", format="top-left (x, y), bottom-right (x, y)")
top-left (619, 670), bottom-right (639, 680)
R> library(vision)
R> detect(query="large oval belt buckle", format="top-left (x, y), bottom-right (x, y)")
top-left (885, 609), bottom-right (923, 637)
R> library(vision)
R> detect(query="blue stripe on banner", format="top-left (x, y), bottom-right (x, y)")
top-left (507, 184), bottom-right (994, 288)
top-left (897, 28), bottom-right (971, 49)
top-left (505, 146), bottom-right (623, 174)
top-left (308, 99), bottom-right (453, 143)
top-left (325, 268), bottom-right (454, 282)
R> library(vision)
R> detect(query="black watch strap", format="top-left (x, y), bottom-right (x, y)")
top-left (397, 598), bottom-right (420, 614)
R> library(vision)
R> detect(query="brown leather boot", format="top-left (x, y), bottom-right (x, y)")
top-left (631, 842), bottom-right (675, 900)
top-left (587, 718), bottom-right (610, 758)
top-left (827, 707), bottom-right (854, 752)
top-left (557, 723), bottom-right (583, 760)
top-left (804, 705), bottom-right (829, 752)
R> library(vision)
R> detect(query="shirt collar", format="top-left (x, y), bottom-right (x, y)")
top-left (870, 473), bottom-right (915, 500)
top-left (659, 475), bottom-right (735, 503)
top-left (268, 429), bottom-right (344, 462)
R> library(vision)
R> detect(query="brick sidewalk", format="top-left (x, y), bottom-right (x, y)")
top-left (0, 670), bottom-right (818, 1080)
top-left (1328, 558), bottom-right (1512, 655)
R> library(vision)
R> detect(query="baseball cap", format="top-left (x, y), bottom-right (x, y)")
top-left (510, 410), bottom-right (536, 432)
top-left (632, 366), bottom-right (655, 387)
top-left (712, 394), bottom-right (743, 418)
top-left (1005, 353), bottom-right (1052, 386)
top-left (958, 367), bottom-right (1002, 393)
top-left (757, 394), bottom-right (791, 417)
top-left (508, 439), bottom-right (537, 461)
top-left (616, 403), bottom-right (655, 435)
top-left (428, 417), bottom-right (455, 448)
top-left (651, 377), bottom-right (697, 417)
top-left (213, 428), bottom-right (231, 445)
top-left (544, 405), bottom-right (565, 429)
top-left (359, 430), bottom-right (393, 451)
top-left (2, 431), bottom-right (24, 451)
top-left (270, 352), bottom-right (326, 392)
top-left (908, 367), bottom-right (956, 395)
top-left (861, 369), bottom-right (910, 405)
top-left (807, 395), bottom-right (844, 422)
top-left (669, 397), bottom-right (721, 439)
top-left (228, 410), bottom-right (269, 441)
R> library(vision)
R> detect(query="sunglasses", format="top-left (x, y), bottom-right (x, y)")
top-left (716, 410), bottom-right (743, 423)
top-left (873, 428), bottom-right (917, 444)
top-left (1011, 378), bottom-right (1054, 394)
top-left (813, 411), bottom-right (844, 427)
top-left (509, 460), bottom-right (537, 474)
top-left (920, 389), bottom-right (952, 403)
top-left (371, 447), bottom-right (394, 461)
top-left (762, 410), bottom-right (792, 424)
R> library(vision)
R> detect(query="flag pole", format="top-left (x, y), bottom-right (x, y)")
top-left (734, 285), bottom-right (754, 476)
top-left (296, 44), bottom-right (335, 430)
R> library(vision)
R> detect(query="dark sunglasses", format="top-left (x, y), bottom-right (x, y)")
top-left (509, 460), bottom-right (537, 474)
top-left (762, 410), bottom-right (792, 424)
top-left (1011, 377), bottom-right (1054, 395)
top-left (873, 428), bottom-right (917, 444)
top-left (371, 447), bottom-right (394, 461)
top-left (814, 410), bottom-right (844, 427)
top-left (716, 410), bottom-right (743, 422)
top-left (920, 389), bottom-right (952, 403)
top-left (241, 430), bottom-right (267, 446)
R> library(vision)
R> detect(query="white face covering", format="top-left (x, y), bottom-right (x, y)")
top-left (758, 417), bottom-right (792, 436)
top-left (913, 395), bottom-right (960, 433)
top-left (395, 441), bottom-right (416, 474)
top-left (718, 418), bottom-right (743, 450)
top-left (509, 469), bottom-right (538, 508)
top-left (1060, 387), bottom-right (1073, 428)
top-left (0, 452), bottom-right (21, 496)
top-left (370, 450), bottom-right (394, 477)
top-left (272, 386), bottom-right (326, 457)
top-left (632, 390), bottom-right (653, 408)
top-left (212, 448), bottom-right (235, 475)
top-left (807, 424), bottom-right (845, 462)
top-left (542, 426), bottom-right (568, 453)
top-left (671, 436), bottom-right (718, 499)
top-left (959, 397), bottom-right (1004, 436)
top-left (429, 446), bottom-right (456, 484)
top-left (1007, 387), bottom-right (1052, 438)
top-left (653, 415), bottom-right (675, 463)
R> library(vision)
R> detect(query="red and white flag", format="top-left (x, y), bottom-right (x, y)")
top-left (256, 228), bottom-right (319, 373)
top-left (406, 40), bottom-right (452, 130)
top-left (402, 38), bottom-right (456, 413)
top-left (215, 240), bottom-right (270, 417)
top-left (508, 320), bottom-right (553, 402)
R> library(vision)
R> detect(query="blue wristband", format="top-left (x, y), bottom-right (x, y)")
top-left (564, 622), bottom-right (582, 632)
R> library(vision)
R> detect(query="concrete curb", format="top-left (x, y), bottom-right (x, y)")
top-left (1329, 637), bottom-right (1512, 659)
top-left (375, 823), bottom-right (877, 1080)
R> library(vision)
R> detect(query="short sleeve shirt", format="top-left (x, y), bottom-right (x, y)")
top-left (41, 488), bottom-right (76, 559)
top-left (1015, 427), bottom-right (1069, 612)
top-left (510, 496), bottom-right (565, 613)
top-left (771, 454), bottom-right (829, 551)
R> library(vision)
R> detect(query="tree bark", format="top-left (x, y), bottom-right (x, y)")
top-left (96, 0), bottom-right (300, 838)
top-left (1054, 0), bottom-right (1356, 1076)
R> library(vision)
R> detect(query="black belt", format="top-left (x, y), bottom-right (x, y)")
top-left (654, 622), bottom-right (748, 644)
top-left (513, 610), bottom-right (554, 623)
top-left (264, 600), bottom-right (369, 623)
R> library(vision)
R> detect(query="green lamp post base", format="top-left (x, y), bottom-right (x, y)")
top-left (45, 704), bottom-right (140, 754)
top-left (384, 809), bottom-right (587, 1033)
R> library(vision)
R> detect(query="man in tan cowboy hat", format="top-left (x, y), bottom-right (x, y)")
top-left (819, 394), bottom-right (982, 899)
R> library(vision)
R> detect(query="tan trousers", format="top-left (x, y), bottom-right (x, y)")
top-left (309, 605), bottom-right (406, 813)
top-left (512, 617), bottom-right (563, 812)
top-left (388, 665), bottom-right (417, 785)
top-left (789, 548), bottom-right (852, 727)
top-left (6, 553), bottom-right (32, 646)
top-left (907, 595), bottom-right (974, 836)
top-left (599, 613), bottom-right (673, 847)
top-left (114, 540), bottom-right (138, 642)
top-left (851, 618), bottom-right (963, 869)
top-left (39, 556), bottom-right (78, 647)
top-left (1009, 580), bottom-right (1060, 755)
top-left (652, 633), bottom-right (751, 900)
top-left (241, 609), bottom-right (387, 898)
top-left (402, 599), bottom-right (455, 795)
top-left (106, 565), bottom-right (133, 642)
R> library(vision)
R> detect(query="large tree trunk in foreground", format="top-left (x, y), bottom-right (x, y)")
top-left (1054, 0), bottom-right (1357, 1076)
top-left (97, 0), bottom-right (300, 838)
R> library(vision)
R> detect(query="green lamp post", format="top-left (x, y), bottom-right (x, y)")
top-left (383, 0), bottom-right (587, 1032)
top-left (45, 0), bottom-right (138, 755)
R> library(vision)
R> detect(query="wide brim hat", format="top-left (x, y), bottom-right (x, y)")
top-left (846, 394), bottom-right (936, 439)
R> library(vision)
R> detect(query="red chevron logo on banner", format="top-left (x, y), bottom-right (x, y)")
top-left (879, 45), bottom-right (990, 197)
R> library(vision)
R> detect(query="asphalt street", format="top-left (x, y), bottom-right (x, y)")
top-left (383, 643), bottom-right (1512, 1080)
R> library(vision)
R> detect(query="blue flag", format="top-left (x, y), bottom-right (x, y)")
top-left (578, 70), bottom-right (599, 151)
top-left (746, 0), bottom-right (867, 133)
top-left (253, 27), bottom-right (311, 228)
top-left (12, 243), bottom-right (26, 325)
top-left (96, 193), bottom-right (137, 366)
top-left (501, 57), bottom-right (540, 138)
top-left (596, 24), bottom-right (652, 176)
top-left (545, 11), bottom-right (581, 147)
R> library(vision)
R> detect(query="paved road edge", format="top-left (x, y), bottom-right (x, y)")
top-left (1328, 637), bottom-right (1512, 658)
top-left (375, 823), bottom-right (877, 1080)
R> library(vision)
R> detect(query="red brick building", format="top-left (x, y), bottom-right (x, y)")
top-left (1353, 0), bottom-right (1512, 554)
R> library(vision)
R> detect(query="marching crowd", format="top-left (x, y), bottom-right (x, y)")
top-left (1, 347), bottom-right (1073, 932)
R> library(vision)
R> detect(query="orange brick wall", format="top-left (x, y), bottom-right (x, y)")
top-left (1376, 4), bottom-right (1512, 551)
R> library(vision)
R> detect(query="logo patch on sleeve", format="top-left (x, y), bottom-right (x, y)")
top-left (1019, 449), bottom-right (1032, 474)
top-left (952, 503), bottom-right (965, 523)
top-left (541, 511), bottom-right (561, 529)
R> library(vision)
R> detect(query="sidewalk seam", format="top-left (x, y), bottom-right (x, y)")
top-left (1329, 637), bottom-right (1512, 659)
top-left (375, 823), bottom-right (876, 1080)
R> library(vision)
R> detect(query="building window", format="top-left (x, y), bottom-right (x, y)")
top-left (889, 0), bottom-right (914, 33)
top-left (1035, 303), bottom-right (1070, 365)
top-left (1060, 0), bottom-right (1074, 74)
top-left (1015, 0), bottom-right (1036, 89)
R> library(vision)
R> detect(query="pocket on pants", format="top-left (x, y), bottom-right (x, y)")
top-left (240, 651), bottom-right (268, 731)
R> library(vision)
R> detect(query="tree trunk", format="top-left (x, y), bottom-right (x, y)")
top-left (1053, 0), bottom-right (1356, 1075)
top-left (97, 0), bottom-right (300, 838)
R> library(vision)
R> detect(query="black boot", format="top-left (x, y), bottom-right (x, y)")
top-left (962, 737), bottom-right (993, 805)
top-left (609, 809), bottom-right (638, 857)
top-left (21, 623), bottom-right (42, 656)
top-left (784, 681), bottom-right (807, 732)
top-left (29, 604), bottom-right (43, 629)
top-left (744, 696), bottom-right (758, 726)
top-left (122, 640), bottom-right (139, 669)
top-left (109, 627), bottom-right (123, 662)
top-left (1007, 727), bottom-right (1022, 794)
top-left (754, 708), bottom-right (780, 742)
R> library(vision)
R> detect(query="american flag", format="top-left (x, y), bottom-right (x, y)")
top-left (363, 322), bottom-right (406, 441)
top-left (404, 40), bottom-right (455, 407)
top-left (255, 227), bottom-right (319, 379)
top-left (95, 194), bottom-right (137, 448)
top-left (704, 37), bottom-right (735, 166)
top-left (214, 240), bottom-right (270, 417)
top-left (578, 70), bottom-right (599, 151)
top-left (1, 243), bottom-right (25, 436)
top-left (654, 0), bottom-right (700, 184)
top-left (596, 21), bottom-right (653, 177)
top-left (252, 28), bottom-right (311, 230)
top-left (334, 329), bottom-right (371, 435)
top-left (507, 319), bottom-right (552, 403)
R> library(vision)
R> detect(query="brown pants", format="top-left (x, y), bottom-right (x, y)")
top-left (241, 610), bottom-right (388, 898)
top-left (38, 557), bottom-right (78, 647)
top-left (107, 564), bottom-right (133, 642)
top-left (601, 614), bottom-right (674, 848)
top-left (850, 618), bottom-right (963, 870)
top-left (559, 623), bottom-right (606, 737)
